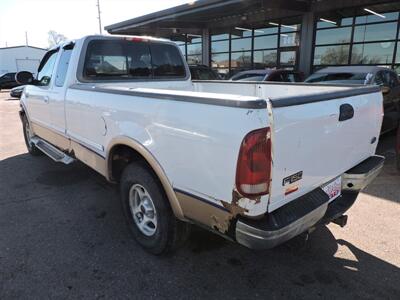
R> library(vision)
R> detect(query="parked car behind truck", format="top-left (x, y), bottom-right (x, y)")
top-left (0, 72), bottom-right (20, 90)
top-left (305, 66), bottom-right (400, 133)
top-left (230, 69), bottom-right (304, 82)
top-left (17, 36), bottom-right (385, 255)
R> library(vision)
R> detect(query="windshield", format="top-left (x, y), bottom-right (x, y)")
top-left (305, 72), bottom-right (369, 84)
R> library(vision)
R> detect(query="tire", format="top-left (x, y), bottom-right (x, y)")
top-left (120, 162), bottom-right (190, 255)
top-left (22, 114), bottom-right (42, 156)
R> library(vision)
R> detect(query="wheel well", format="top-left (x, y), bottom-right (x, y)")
top-left (109, 144), bottom-right (154, 182)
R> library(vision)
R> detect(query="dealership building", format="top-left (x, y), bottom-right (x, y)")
top-left (106, 0), bottom-right (400, 77)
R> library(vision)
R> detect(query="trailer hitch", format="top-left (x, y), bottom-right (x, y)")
top-left (331, 215), bottom-right (348, 227)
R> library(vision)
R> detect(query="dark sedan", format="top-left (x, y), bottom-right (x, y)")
top-left (305, 66), bottom-right (400, 133)
top-left (229, 69), bottom-right (304, 82)
top-left (189, 65), bottom-right (221, 80)
top-left (10, 85), bottom-right (25, 98)
top-left (0, 72), bottom-right (20, 90)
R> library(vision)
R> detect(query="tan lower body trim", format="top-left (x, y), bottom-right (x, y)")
top-left (175, 189), bottom-right (234, 234)
top-left (31, 122), bottom-right (107, 178)
top-left (70, 140), bottom-right (107, 177)
top-left (31, 122), bottom-right (70, 151)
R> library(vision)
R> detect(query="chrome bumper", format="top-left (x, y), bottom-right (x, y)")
top-left (235, 155), bottom-right (384, 250)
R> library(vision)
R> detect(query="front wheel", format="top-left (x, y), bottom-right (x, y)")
top-left (120, 162), bottom-right (190, 255)
top-left (22, 114), bottom-right (42, 156)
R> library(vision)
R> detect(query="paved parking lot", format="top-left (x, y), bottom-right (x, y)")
top-left (0, 90), bottom-right (399, 299)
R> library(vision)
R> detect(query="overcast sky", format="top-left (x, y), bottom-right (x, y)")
top-left (0, 0), bottom-right (190, 48)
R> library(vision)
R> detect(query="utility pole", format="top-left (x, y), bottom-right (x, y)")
top-left (96, 0), bottom-right (102, 35)
top-left (25, 31), bottom-right (28, 46)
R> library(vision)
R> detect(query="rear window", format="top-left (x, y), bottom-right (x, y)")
top-left (83, 39), bottom-right (186, 80)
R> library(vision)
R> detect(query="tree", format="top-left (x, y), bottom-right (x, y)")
top-left (48, 30), bottom-right (67, 47)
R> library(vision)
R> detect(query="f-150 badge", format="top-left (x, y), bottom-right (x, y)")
top-left (282, 171), bottom-right (303, 186)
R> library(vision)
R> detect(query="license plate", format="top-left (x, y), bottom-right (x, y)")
top-left (322, 176), bottom-right (342, 202)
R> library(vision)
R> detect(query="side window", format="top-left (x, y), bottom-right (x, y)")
top-left (37, 50), bottom-right (58, 86)
top-left (55, 49), bottom-right (73, 87)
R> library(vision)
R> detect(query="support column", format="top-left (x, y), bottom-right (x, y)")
top-left (298, 12), bottom-right (315, 76)
top-left (202, 28), bottom-right (210, 66)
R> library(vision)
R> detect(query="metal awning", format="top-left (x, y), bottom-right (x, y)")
top-left (105, 0), bottom-right (311, 40)
top-left (105, 0), bottom-right (399, 40)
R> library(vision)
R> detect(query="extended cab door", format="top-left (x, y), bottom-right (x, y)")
top-left (25, 49), bottom-right (58, 128)
top-left (49, 43), bottom-right (74, 136)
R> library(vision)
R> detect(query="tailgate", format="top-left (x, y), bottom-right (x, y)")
top-left (267, 87), bottom-right (383, 212)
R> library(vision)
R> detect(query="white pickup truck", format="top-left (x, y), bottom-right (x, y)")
top-left (17, 35), bottom-right (385, 254)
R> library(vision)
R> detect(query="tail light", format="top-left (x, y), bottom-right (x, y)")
top-left (236, 127), bottom-right (272, 197)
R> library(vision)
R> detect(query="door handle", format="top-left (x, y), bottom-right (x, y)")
top-left (43, 96), bottom-right (49, 104)
top-left (339, 104), bottom-right (354, 122)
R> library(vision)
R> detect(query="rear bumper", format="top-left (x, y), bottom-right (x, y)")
top-left (235, 155), bottom-right (384, 250)
top-left (342, 155), bottom-right (385, 192)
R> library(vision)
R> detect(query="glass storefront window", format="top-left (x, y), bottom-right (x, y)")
top-left (231, 51), bottom-right (252, 69)
top-left (187, 55), bottom-right (202, 65)
top-left (355, 11), bottom-right (399, 24)
top-left (316, 27), bottom-right (352, 45)
top-left (254, 27), bottom-right (278, 36)
top-left (211, 18), bottom-right (301, 72)
top-left (211, 53), bottom-right (229, 68)
top-left (174, 36), bottom-right (201, 65)
top-left (280, 51), bottom-right (296, 65)
top-left (211, 40), bottom-right (229, 53)
top-left (317, 17), bottom-right (353, 29)
top-left (187, 43), bottom-right (202, 55)
top-left (397, 42), bottom-right (400, 63)
top-left (254, 35), bottom-right (278, 50)
top-left (394, 65), bottom-right (400, 76)
top-left (314, 45), bottom-right (350, 65)
top-left (231, 38), bottom-right (252, 51)
top-left (253, 50), bottom-right (277, 68)
top-left (280, 32), bottom-right (300, 47)
top-left (191, 37), bottom-right (202, 43)
top-left (280, 23), bottom-right (301, 33)
top-left (231, 30), bottom-right (252, 38)
top-left (352, 42), bottom-right (395, 64)
top-left (314, 7), bottom-right (400, 72)
top-left (211, 33), bottom-right (229, 41)
top-left (353, 22), bottom-right (398, 43)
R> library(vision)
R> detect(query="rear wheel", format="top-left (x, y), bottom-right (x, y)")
top-left (120, 162), bottom-right (190, 255)
top-left (22, 114), bottom-right (42, 156)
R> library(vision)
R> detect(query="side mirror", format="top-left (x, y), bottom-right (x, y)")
top-left (15, 71), bottom-right (34, 85)
top-left (381, 85), bottom-right (391, 94)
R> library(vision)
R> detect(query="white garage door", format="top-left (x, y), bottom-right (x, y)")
top-left (16, 59), bottom-right (41, 74)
